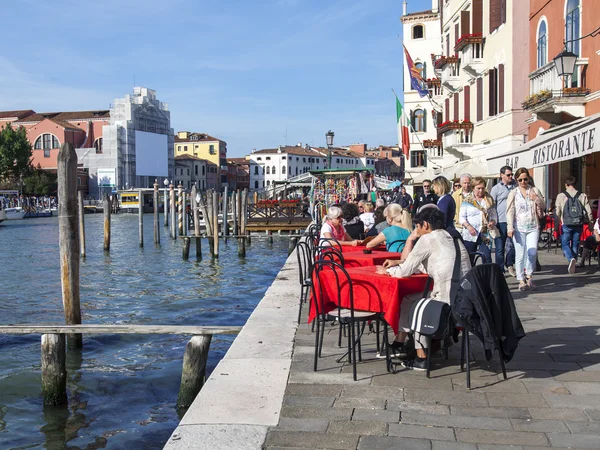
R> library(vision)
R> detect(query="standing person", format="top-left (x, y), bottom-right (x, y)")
top-left (555, 176), bottom-right (593, 273)
top-left (359, 202), bottom-right (375, 232)
top-left (490, 166), bottom-right (517, 276)
top-left (506, 168), bottom-right (546, 290)
top-left (452, 179), bottom-right (461, 192)
top-left (413, 180), bottom-right (438, 213)
top-left (452, 173), bottom-right (473, 230)
top-left (431, 176), bottom-right (458, 237)
top-left (397, 186), bottom-right (413, 211)
top-left (459, 177), bottom-right (497, 264)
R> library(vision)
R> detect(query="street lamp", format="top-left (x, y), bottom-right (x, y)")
top-left (326, 130), bottom-right (334, 169)
top-left (553, 49), bottom-right (578, 80)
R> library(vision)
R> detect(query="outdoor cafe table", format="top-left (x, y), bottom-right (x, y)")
top-left (342, 251), bottom-right (403, 268)
top-left (340, 245), bottom-right (386, 253)
top-left (308, 266), bottom-right (430, 334)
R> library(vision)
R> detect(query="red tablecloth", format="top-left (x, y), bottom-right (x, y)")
top-left (342, 251), bottom-right (403, 268)
top-left (340, 245), bottom-right (386, 253)
top-left (308, 266), bottom-right (430, 334)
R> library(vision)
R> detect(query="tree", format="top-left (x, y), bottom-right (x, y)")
top-left (23, 165), bottom-right (57, 196)
top-left (0, 123), bottom-right (33, 183)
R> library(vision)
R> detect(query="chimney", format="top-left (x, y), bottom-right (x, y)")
top-left (432, 0), bottom-right (438, 14)
top-left (277, 145), bottom-right (282, 153)
top-left (402, 0), bottom-right (407, 16)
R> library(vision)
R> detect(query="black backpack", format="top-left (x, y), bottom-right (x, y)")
top-left (562, 191), bottom-right (586, 226)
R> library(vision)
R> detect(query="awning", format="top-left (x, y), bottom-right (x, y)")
top-left (439, 157), bottom-right (494, 181)
top-left (487, 113), bottom-right (600, 174)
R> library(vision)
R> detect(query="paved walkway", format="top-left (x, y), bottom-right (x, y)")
top-left (264, 251), bottom-right (600, 449)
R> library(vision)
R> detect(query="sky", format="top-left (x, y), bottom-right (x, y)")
top-left (0, 0), bottom-right (432, 157)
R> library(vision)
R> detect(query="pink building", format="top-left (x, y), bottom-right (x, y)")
top-left (0, 110), bottom-right (110, 170)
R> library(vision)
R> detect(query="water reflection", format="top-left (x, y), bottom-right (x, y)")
top-left (0, 215), bottom-right (288, 448)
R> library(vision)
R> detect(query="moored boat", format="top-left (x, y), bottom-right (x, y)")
top-left (0, 209), bottom-right (5, 224)
top-left (4, 207), bottom-right (26, 220)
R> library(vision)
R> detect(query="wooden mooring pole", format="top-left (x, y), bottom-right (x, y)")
top-left (154, 180), bottom-right (160, 244)
top-left (78, 190), bottom-right (86, 258)
top-left (191, 186), bottom-right (201, 259)
top-left (138, 189), bottom-right (144, 248)
top-left (170, 183), bottom-right (176, 240)
top-left (182, 237), bottom-right (191, 260)
top-left (103, 193), bottom-right (111, 252)
top-left (41, 333), bottom-right (67, 406)
top-left (222, 186), bottom-right (228, 238)
top-left (58, 143), bottom-right (82, 349)
top-left (178, 183), bottom-right (184, 237)
top-left (177, 335), bottom-right (212, 409)
top-left (212, 190), bottom-right (219, 257)
top-left (205, 189), bottom-right (214, 254)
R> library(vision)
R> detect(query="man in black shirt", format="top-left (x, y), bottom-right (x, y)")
top-left (413, 179), bottom-right (438, 213)
top-left (397, 186), bottom-right (413, 210)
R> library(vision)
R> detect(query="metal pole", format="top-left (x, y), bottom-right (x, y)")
top-left (154, 180), bottom-right (160, 244)
top-left (138, 189), bottom-right (144, 248)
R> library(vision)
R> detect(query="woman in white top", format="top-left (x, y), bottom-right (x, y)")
top-left (319, 206), bottom-right (360, 246)
top-left (459, 177), bottom-right (497, 264)
top-left (506, 168), bottom-right (546, 291)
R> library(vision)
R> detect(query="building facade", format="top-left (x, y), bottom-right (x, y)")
top-left (401, 2), bottom-right (455, 173)
top-left (525, 0), bottom-right (600, 200)
top-left (175, 132), bottom-right (227, 189)
top-left (227, 157), bottom-right (250, 191)
top-left (174, 155), bottom-right (210, 191)
top-left (77, 87), bottom-right (174, 197)
top-left (0, 110), bottom-right (110, 171)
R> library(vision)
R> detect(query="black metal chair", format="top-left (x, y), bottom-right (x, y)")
top-left (312, 259), bottom-right (380, 381)
top-left (296, 240), bottom-right (313, 323)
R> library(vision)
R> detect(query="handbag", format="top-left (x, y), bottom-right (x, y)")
top-left (409, 238), bottom-right (462, 338)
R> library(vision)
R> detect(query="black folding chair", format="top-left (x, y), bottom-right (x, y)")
top-left (312, 260), bottom-right (380, 381)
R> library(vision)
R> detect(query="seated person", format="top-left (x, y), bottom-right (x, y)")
top-left (365, 204), bottom-right (412, 253)
top-left (375, 208), bottom-right (471, 371)
top-left (580, 218), bottom-right (600, 268)
top-left (359, 202), bottom-right (376, 232)
top-left (366, 206), bottom-right (389, 237)
top-left (341, 203), bottom-right (365, 240)
top-left (320, 206), bottom-right (360, 246)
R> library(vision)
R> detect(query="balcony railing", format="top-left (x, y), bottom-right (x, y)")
top-left (423, 139), bottom-right (442, 148)
top-left (454, 33), bottom-right (483, 52)
top-left (442, 65), bottom-right (461, 91)
top-left (437, 120), bottom-right (474, 134)
top-left (432, 54), bottom-right (460, 71)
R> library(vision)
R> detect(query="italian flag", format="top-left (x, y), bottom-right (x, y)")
top-left (396, 95), bottom-right (410, 157)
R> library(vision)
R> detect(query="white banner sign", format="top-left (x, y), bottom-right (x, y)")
top-left (97, 168), bottom-right (116, 187)
top-left (488, 115), bottom-right (600, 174)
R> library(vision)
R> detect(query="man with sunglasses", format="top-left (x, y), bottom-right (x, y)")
top-left (490, 166), bottom-right (517, 276)
top-left (413, 180), bottom-right (438, 213)
top-left (556, 176), bottom-right (593, 273)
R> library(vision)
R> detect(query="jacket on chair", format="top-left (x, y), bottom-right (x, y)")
top-left (452, 263), bottom-right (525, 362)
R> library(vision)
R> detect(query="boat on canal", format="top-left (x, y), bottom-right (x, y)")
top-left (4, 207), bottom-right (26, 220)
top-left (0, 209), bottom-right (5, 223)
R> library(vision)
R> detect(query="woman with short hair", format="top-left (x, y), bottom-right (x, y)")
top-left (319, 206), bottom-right (360, 246)
top-left (341, 203), bottom-right (365, 239)
top-left (432, 176), bottom-right (457, 235)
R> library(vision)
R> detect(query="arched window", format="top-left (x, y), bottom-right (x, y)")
top-left (254, 166), bottom-right (259, 175)
top-left (255, 180), bottom-right (259, 189)
top-left (295, 167), bottom-right (298, 175)
top-left (566, 0), bottom-right (580, 55)
top-left (262, 166), bottom-right (265, 174)
top-left (266, 166), bottom-right (270, 174)
top-left (415, 62), bottom-right (426, 80)
top-left (537, 20), bottom-right (548, 68)
top-left (267, 180), bottom-right (271, 186)
top-left (272, 165), bottom-right (276, 174)
top-left (94, 137), bottom-right (103, 154)
top-left (413, 109), bottom-right (426, 132)
top-left (34, 133), bottom-right (60, 150)
top-left (282, 166), bottom-right (286, 174)
top-left (413, 24), bottom-right (424, 39)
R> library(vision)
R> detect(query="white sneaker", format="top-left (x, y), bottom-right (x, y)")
top-left (507, 266), bottom-right (516, 277)
top-left (568, 258), bottom-right (576, 274)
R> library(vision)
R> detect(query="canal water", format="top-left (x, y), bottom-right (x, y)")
top-left (0, 215), bottom-right (290, 449)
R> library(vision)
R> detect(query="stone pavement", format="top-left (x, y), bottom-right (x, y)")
top-left (264, 250), bottom-right (600, 450)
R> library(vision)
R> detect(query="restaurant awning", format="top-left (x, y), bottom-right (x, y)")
top-left (487, 113), bottom-right (600, 174)
top-left (439, 157), bottom-right (494, 180)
